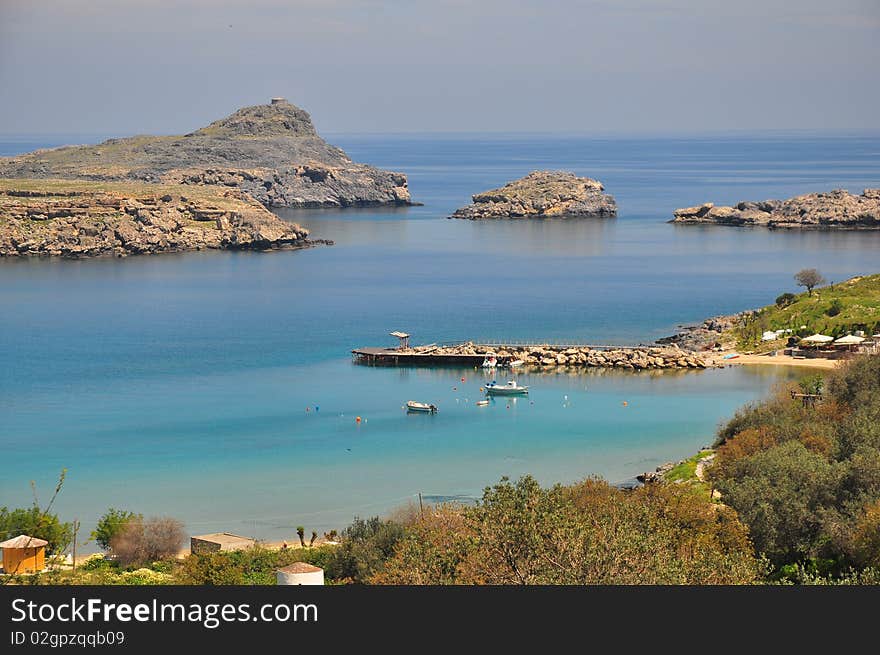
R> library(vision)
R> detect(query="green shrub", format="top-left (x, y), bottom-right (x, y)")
top-left (91, 508), bottom-right (142, 551)
top-left (826, 299), bottom-right (844, 317)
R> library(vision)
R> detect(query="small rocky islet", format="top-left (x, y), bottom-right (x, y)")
top-left (450, 170), bottom-right (617, 220)
top-left (671, 188), bottom-right (880, 229)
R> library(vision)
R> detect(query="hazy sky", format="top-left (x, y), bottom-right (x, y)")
top-left (1, 0), bottom-right (878, 135)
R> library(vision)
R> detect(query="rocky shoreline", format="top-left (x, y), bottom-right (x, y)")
top-left (0, 181), bottom-right (326, 258)
top-left (450, 171), bottom-right (616, 220)
top-left (671, 188), bottom-right (880, 229)
top-left (655, 314), bottom-right (741, 351)
top-left (0, 98), bottom-right (413, 210)
top-left (410, 342), bottom-right (711, 370)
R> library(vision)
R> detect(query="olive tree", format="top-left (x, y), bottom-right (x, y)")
top-left (794, 268), bottom-right (826, 296)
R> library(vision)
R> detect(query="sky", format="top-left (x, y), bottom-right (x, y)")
top-left (0, 0), bottom-right (878, 135)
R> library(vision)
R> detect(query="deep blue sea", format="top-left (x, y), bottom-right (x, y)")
top-left (1, 132), bottom-right (879, 545)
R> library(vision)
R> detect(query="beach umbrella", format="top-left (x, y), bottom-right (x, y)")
top-left (801, 333), bottom-right (833, 344)
top-left (833, 334), bottom-right (865, 345)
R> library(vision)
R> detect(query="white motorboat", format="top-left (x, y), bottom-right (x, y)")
top-left (481, 355), bottom-right (498, 368)
top-left (406, 400), bottom-right (438, 413)
top-left (484, 380), bottom-right (529, 395)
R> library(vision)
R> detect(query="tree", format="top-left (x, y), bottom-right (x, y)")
top-left (109, 516), bottom-right (185, 567)
top-left (324, 516), bottom-right (405, 583)
top-left (0, 469), bottom-right (71, 559)
top-left (0, 506), bottom-right (71, 556)
top-left (296, 526), bottom-right (305, 548)
top-left (91, 508), bottom-right (142, 551)
top-left (794, 268), bottom-right (826, 296)
top-left (775, 292), bottom-right (796, 308)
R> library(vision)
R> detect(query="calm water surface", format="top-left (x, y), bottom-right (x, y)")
top-left (1, 132), bottom-right (878, 542)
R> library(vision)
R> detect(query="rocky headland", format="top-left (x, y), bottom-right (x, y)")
top-left (656, 314), bottom-right (741, 351)
top-left (0, 98), bottom-right (412, 209)
top-left (450, 171), bottom-right (617, 220)
top-left (670, 188), bottom-right (880, 229)
top-left (0, 179), bottom-right (326, 258)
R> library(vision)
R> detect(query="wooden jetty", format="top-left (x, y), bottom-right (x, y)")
top-left (352, 346), bottom-right (494, 367)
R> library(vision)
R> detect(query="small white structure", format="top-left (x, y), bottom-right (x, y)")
top-left (762, 331), bottom-right (778, 341)
top-left (801, 333), bottom-right (834, 345)
top-left (276, 562), bottom-right (325, 585)
top-left (833, 334), bottom-right (865, 346)
top-left (190, 532), bottom-right (257, 555)
top-left (389, 331), bottom-right (410, 350)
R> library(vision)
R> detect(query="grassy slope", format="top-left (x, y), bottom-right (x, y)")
top-left (0, 177), bottom-right (254, 210)
top-left (734, 274), bottom-right (880, 350)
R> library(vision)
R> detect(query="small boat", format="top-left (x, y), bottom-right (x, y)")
top-left (481, 355), bottom-right (498, 368)
top-left (406, 400), bottom-right (438, 413)
top-left (476, 399), bottom-right (490, 407)
top-left (485, 380), bottom-right (529, 396)
top-left (508, 359), bottom-right (524, 368)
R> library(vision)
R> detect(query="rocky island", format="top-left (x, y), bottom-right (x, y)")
top-left (671, 188), bottom-right (880, 229)
top-left (0, 179), bottom-right (326, 257)
top-left (0, 98), bottom-right (412, 209)
top-left (450, 171), bottom-right (616, 220)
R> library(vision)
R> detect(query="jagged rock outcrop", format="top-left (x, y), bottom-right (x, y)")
top-left (0, 181), bottom-right (326, 258)
top-left (0, 98), bottom-right (412, 209)
top-left (450, 171), bottom-right (617, 220)
top-left (670, 189), bottom-right (880, 229)
top-left (656, 314), bottom-right (740, 351)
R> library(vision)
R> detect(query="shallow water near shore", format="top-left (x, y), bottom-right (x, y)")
top-left (1, 132), bottom-right (879, 544)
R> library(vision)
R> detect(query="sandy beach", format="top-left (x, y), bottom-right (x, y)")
top-left (710, 353), bottom-right (840, 370)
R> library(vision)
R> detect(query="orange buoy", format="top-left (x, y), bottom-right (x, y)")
top-left (461, 377), bottom-right (466, 382)
top-left (622, 401), bottom-right (628, 407)
top-left (356, 416), bottom-right (362, 423)
top-left (480, 387), bottom-right (484, 392)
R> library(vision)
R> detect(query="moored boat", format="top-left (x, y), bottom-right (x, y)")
top-left (406, 400), bottom-right (438, 413)
top-left (484, 380), bottom-right (529, 395)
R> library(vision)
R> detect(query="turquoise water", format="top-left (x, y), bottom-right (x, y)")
top-left (1, 133), bottom-right (879, 543)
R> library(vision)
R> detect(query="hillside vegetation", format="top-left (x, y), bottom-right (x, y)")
top-left (735, 274), bottom-right (880, 350)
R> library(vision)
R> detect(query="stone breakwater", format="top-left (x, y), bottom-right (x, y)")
top-left (0, 181), bottom-right (324, 258)
top-left (450, 171), bottom-right (617, 220)
top-left (411, 342), bottom-right (711, 370)
top-left (671, 188), bottom-right (880, 229)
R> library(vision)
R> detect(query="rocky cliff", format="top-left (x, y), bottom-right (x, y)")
top-left (0, 99), bottom-right (412, 209)
top-left (450, 171), bottom-right (617, 219)
top-left (671, 188), bottom-right (880, 229)
top-left (0, 179), bottom-right (324, 258)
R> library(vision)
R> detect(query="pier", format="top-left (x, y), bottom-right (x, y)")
top-left (352, 346), bottom-right (495, 367)
top-left (352, 333), bottom-right (709, 370)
